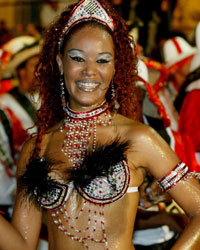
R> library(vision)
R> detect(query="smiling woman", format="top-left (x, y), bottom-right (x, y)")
top-left (56, 22), bottom-right (115, 109)
top-left (0, 0), bottom-right (200, 250)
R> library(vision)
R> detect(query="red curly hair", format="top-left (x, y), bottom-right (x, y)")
top-left (34, 0), bottom-right (141, 154)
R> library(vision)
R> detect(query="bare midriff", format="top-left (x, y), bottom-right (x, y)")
top-left (45, 191), bottom-right (139, 250)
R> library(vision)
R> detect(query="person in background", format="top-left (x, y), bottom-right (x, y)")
top-left (154, 35), bottom-right (196, 132)
top-left (0, 20), bottom-right (13, 47)
top-left (161, 36), bottom-right (196, 100)
top-left (175, 65), bottom-right (200, 166)
top-left (175, 22), bottom-right (200, 166)
top-left (133, 60), bottom-right (190, 250)
top-left (0, 107), bottom-right (16, 220)
top-left (140, 54), bottom-right (199, 175)
top-left (26, 23), bottom-right (42, 40)
top-left (0, 36), bottom-right (41, 217)
top-left (171, 0), bottom-right (200, 42)
top-left (0, 36), bottom-right (41, 147)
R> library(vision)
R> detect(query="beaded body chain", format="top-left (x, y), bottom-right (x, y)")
top-left (52, 199), bottom-right (109, 250)
top-left (60, 101), bottom-right (112, 168)
top-left (56, 101), bottom-right (113, 249)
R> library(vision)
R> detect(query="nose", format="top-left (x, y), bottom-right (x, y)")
top-left (82, 61), bottom-right (97, 77)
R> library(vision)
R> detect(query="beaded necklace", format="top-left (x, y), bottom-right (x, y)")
top-left (60, 101), bottom-right (112, 168)
top-left (55, 101), bottom-right (114, 249)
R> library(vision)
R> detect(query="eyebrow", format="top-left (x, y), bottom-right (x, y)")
top-left (67, 49), bottom-right (83, 53)
top-left (67, 49), bottom-right (113, 56)
top-left (98, 52), bottom-right (113, 57)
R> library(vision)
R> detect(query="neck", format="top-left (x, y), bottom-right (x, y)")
top-left (68, 99), bottom-right (107, 112)
top-left (64, 101), bottom-right (108, 119)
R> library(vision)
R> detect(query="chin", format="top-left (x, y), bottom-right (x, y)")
top-left (73, 97), bottom-right (105, 109)
top-left (80, 100), bottom-right (102, 107)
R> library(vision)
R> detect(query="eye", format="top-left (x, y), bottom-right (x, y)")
top-left (70, 56), bottom-right (85, 62)
top-left (96, 58), bottom-right (110, 64)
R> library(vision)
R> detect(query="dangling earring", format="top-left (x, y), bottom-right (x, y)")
top-left (114, 99), bottom-right (120, 110)
top-left (110, 82), bottom-right (120, 111)
top-left (60, 75), bottom-right (67, 109)
top-left (111, 83), bottom-right (115, 99)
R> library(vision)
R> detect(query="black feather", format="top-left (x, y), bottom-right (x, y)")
top-left (18, 156), bottom-right (59, 208)
top-left (65, 139), bottom-right (129, 189)
top-left (18, 140), bottom-right (129, 206)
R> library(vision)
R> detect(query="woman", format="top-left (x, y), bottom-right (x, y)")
top-left (0, 0), bottom-right (200, 249)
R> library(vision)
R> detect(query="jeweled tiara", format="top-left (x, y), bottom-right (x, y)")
top-left (58, 0), bottom-right (116, 50)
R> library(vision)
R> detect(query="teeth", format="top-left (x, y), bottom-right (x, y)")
top-left (76, 81), bottom-right (100, 92)
top-left (77, 81), bottom-right (99, 88)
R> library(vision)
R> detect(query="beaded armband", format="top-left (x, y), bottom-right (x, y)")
top-left (157, 162), bottom-right (189, 192)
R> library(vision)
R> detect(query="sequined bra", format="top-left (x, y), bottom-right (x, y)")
top-left (19, 140), bottom-right (138, 210)
top-left (38, 159), bottom-right (133, 209)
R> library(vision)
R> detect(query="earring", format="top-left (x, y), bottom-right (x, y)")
top-left (60, 75), bottom-right (67, 109)
top-left (111, 83), bottom-right (115, 99)
top-left (114, 99), bottom-right (120, 110)
top-left (110, 83), bottom-right (120, 110)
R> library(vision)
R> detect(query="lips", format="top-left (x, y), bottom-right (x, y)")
top-left (76, 79), bottom-right (100, 92)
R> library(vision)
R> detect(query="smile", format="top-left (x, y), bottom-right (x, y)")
top-left (76, 80), bottom-right (100, 92)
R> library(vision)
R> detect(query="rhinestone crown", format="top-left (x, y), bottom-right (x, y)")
top-left (58, 0), bottom-right (115, 50)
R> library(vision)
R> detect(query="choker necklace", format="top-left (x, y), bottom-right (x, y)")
top-left (60, 101), bottom-right (112, 167)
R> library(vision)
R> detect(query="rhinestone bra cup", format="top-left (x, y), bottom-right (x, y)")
top-left (39, 159), bottom-right (130, 209)
top-left (77, 160), bottom-right (130, 204)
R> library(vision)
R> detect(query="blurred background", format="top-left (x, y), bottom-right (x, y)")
top-left (0, 0), bottom-right (200, 57)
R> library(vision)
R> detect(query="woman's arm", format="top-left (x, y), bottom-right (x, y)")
top-left (132, 124), bottom-right (200, 250)
top-left (0, 137), bottom-right (43, 250)
top-left (0, 197), bottom-right (42, 250)
top-left (168, 179), bottom-right (200, 250)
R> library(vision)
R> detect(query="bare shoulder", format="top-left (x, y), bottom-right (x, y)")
top-left (114, 114), bottom-right (179, 177)
top-left (17, 128), bottom-right (54, 176)
top-left (17, 120), bottom-right (63, 170)
top-left (127, 119), bottom-right (162, 143)
top-left (17, 136), bottom-right (37, 171)
top-left (114, 113), bottom-right (156, 140)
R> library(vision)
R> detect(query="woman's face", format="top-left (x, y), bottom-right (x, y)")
top-left (58, 25), bottom-right (115, 111)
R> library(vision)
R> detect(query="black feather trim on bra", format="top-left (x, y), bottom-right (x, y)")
top-left (65, 139), bottom-right (129, 189)
top-left (18, 139), bottom-right (129, 208)
top-left (18, 156), bottom-right (60, 208)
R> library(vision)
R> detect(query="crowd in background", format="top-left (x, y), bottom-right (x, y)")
top-left (0, 0), bottom-right (200, 249)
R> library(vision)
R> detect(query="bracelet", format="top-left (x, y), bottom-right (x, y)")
top-left (157, 162), bottom-right (188, 192)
